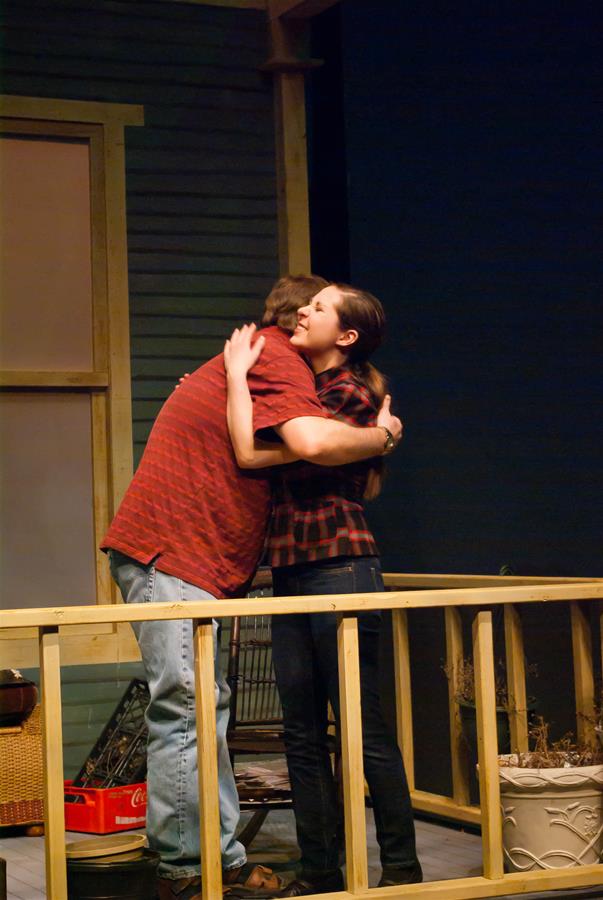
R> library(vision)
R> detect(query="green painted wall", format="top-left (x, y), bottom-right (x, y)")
top-left (1, 0), bottom-right (280, 466)
top-left (3, 0), bottom-right (280, 771)
top-left (21, 630), bottom-right (237, 779)
top-left (22, 663), bottom-right (145, 779)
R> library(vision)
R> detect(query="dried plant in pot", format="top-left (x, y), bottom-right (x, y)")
top-left (446, 657), bottom-right (538, 742)
top-left (595, 688), bottom-right (603, 751)
top-left (498, 718), bottom-right (603, 872)
top-left (454, 657), bottom-right (514, 742)
top-left (444, 657), bottom-right (537, 805)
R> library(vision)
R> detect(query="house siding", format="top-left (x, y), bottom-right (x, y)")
top-left (1, 0), bottom-right (279, 465)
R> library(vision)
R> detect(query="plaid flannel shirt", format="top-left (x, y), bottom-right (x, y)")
top-left (266, 365), bottom-right (379, 568)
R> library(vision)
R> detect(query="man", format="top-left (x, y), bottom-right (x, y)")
top-left (101, 275), bottom-right (402, 900)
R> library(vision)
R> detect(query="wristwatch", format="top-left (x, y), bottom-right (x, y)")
top-left (381, 426), bottom-right (396, 454)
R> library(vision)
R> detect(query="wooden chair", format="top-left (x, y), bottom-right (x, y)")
top-left (226, 575), bottom-right (341, 848)
top-left (226, 612), bottom-right (292, 847)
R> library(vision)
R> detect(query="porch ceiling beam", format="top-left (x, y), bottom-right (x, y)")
top-left (268, 0), bottom-right (341, 20)
top-left (159, 1), bottom-right (266, 8)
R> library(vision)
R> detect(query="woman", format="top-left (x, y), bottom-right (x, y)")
top-left (224, 284), bottom-right (422, 897)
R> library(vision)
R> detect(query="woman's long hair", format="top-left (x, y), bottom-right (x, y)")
top-left (333, 283), bottom-right (388, 500)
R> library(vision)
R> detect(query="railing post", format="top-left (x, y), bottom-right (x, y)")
top-left (600, 606), bottom-right (603, 706)
top-left (472, 610), bottom-right (504, 880)
top-left (445, 606), bottom-right (471, 806)
top-left (570, 602), bottom-right (596, 745)
top-left (503, 604), bottom-right (528, 753)
top-left (392, 608), bottom-right (415, 792)
top-left (39, 626), bottom-right (67, 900)
top-left (193, 618), bottom-right (222, 900)
top-left (337, 612), bottom-right (368, 893)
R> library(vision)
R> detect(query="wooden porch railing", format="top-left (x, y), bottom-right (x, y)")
top-left (383, 573), bottom-right (603, 829)
top-left (1, 574), bottom-right (602, 899)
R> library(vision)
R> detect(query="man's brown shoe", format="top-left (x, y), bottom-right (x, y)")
top-left (222, 863), bottom-right (283, 896)
top-left (268, 870), bottom-right (344, 896)
top-left (157, 875), bottom-right (202, 899)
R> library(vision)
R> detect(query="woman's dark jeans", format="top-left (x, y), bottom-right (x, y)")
top-left (271, 555), bottom-right (418, 878)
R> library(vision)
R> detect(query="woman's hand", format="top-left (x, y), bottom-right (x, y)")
top-left (224, 323), bottom-right (265, 379)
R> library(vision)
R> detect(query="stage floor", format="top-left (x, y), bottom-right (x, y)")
top-left (1, 809), bottom-right (602, 899)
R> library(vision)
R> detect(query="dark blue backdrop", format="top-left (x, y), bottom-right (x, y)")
top-left (310, 0), bottom-right (602, 578)
top-left (308, 2), bottom-right (602, 795)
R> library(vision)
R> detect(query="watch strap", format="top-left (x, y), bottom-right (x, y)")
top-left (381, 426), bottom-right (396, 454)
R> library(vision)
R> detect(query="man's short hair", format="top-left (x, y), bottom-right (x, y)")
top-left (261, 274), bottom-right (329, 332)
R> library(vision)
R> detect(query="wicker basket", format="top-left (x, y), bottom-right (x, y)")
top-left (0, 704), bottom-right (44, 826)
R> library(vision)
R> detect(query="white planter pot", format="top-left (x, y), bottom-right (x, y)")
top-left (498, 755), bottom-right (603, 872)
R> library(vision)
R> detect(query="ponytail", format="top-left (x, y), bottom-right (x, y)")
top-left (351, 361), bottom-right (387, 501)
top-left (334, 283), bottom-right (390, 502)
top-left (351, 360), bottom-right (387, 410)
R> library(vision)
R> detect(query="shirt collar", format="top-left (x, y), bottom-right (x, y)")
top-left (314, 365), bottom-right (352, 390)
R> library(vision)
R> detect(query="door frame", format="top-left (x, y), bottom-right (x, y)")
top-left (0, 95), bottom-right (144, 665)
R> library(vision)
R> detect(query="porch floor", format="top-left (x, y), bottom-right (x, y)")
top-left (1, 809), bottom-right (601, 899)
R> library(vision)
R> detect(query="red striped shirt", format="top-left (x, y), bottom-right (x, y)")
top-left (101, 327), bottom-right (326, 598)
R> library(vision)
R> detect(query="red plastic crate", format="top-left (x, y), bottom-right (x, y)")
top-left (64, 780), bottom-right (147, 834)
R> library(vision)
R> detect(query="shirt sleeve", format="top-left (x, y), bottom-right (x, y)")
top-left (248, 344), bottom-right (326, 433)
top-left (320, 379), bottom-right (377, 428)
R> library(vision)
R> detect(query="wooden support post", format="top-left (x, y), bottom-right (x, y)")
top-left (503, 605), bottom-right (528, 753)
top-left (337, 613), bottom-right (368, 893)
top-left (193, 618), bottom-right (222, 900)
top-left (39, 627), bottom-right (67, 900)
top-left (472, 611), bottom-right (504, 880)
top-left (392, 609), bottom-right (415, 791)
top-left (444, 607), bottom-right (471, 807)
top-left (269, 0), bottom-right (341, 19)
top-left (269, 17), bottom-right (312, 274)
top-left (570, 602), bottom-right (596, 746)
top-left (601, 607), bottom-right (603, 706)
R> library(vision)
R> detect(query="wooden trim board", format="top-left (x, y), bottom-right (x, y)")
top-left (0, 95), bottom-right (143, 126)
top-left (2, 581), bottom-right (602, 630)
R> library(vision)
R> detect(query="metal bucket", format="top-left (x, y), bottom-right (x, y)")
top-left (67, 848), bottom-right (160, 899)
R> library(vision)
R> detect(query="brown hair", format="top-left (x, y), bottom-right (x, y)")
top-left (333, 282), bottom-right (389, 501)
top-left (261, 274), bottom-right (329, 332)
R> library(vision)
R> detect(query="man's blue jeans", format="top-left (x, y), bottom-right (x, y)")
top-left (108, 550), bottom-right (246, 880)
top-left (271, 555), bottom-right (418, 878)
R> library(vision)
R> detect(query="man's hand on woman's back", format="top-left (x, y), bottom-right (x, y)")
top-left (377, 394), bottom-right (403, 446)
top-left (224, 323), bottom-right (265, 380)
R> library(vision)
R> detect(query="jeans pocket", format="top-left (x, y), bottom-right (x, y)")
top-left (301, 565), bottom-right (355, 596)
top-left (316, 565), bottom-right (354, 577)
top-left (110, 552), bottom-right (155, 606)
